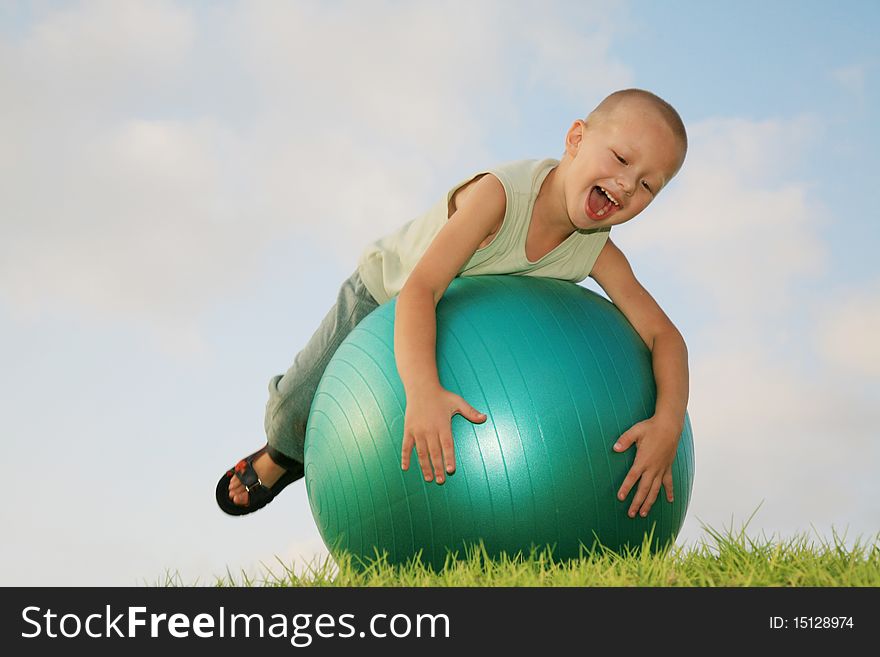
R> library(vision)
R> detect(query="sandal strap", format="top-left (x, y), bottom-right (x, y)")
top-left (231, 450), bottom-right (276, 508)
top-left (244, 482), bottom-right (272, 507)
top-left (233, 456), bottom-right (263, 492)
top-left (217, 445), bottom-right (304, 515)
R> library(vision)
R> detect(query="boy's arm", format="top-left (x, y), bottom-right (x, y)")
top-left (589, 238), bottom-right (690, 518)
top-left (395, 173), bottom-right (506, 484)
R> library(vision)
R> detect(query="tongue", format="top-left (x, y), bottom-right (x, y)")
top-left (588, 187), bottom-right (608, 215)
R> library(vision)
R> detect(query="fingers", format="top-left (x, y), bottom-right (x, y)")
top-left (613, 425), bottom-right (639, 452)
top-left (613, 420), bottom-right (676, 517)
top-left (413, 434), bottom-right (434, 482)
top-left (425, 431), bottom-right (446, 483)
top-left (402, 430), bottom-right (453, 484)
top-left (663, 469), bottom-right (675, 503)
top-left (401, 392), bottom-right (478, 485)
top-left (453, 397), bottom-right (487, 425)
top-left (621, 470), bottom-right (673, 518)
top-left (629, 476), bottom-right (662, 518)
top-left (439, 426), bottom-right (456, 475)
top-left (617, 467), bottom-right (640, 505)
top-left (401, 431), bottom-right (436, 482)
top-left (400, 433), bottom-right (414, 470)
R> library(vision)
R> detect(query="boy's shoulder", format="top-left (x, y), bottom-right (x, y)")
top-left (447, 157), bottom-right (558, 223)
top-left (449, 169), bottom-right (506, 218)
top-left (488, 157), bottom-right (558, 180)
top-left (456, 157), bottom-right (557, 202)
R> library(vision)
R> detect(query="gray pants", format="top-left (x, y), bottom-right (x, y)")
top-left (264, 270), bottom-right (379, 465)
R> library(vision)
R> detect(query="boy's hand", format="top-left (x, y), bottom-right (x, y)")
top-left (401, 386), bottom-right (487, 484)
top-left (612, 416), bottom-right (681, 518)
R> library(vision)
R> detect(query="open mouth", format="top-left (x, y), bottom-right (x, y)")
top-left (585, 186), bottom-right (620, 221)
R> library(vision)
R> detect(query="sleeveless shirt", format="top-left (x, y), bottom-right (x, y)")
top-left (357, 158), bottom-right (611, 304)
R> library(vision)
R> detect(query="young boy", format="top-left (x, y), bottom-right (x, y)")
top-left (217, 88), bottom-right (690, 522)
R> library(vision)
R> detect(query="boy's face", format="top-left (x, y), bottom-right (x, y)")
top-left (563, 102), bottom-right (684, 230)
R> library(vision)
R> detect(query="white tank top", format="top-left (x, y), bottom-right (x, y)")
top-left (357, 158), bottom-right (611, 304)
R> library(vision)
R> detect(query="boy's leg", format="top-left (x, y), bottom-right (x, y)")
top-left (264, 269), bottom-right (379, 468)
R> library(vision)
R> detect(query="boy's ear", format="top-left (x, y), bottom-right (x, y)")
top-left (563, 120), bottom-right (584, 157)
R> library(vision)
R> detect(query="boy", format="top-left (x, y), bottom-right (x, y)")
top-left (217, 88), bottom-right (689, 522)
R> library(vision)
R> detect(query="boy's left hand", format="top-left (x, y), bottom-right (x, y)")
top-left (612, 416), bottom-right (681, 518)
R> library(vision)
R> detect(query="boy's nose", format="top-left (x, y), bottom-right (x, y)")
top-left (616, 176), bottom-right (635, 197)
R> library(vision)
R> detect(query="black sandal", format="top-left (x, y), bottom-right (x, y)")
top-left (215, 445), bottom-right (304, 516)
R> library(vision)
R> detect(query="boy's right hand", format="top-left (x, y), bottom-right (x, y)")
top-left (401, 385), bottom-right (487, 484)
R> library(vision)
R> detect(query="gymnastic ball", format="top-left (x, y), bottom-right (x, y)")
top-left (304, 275), bottom-right (694, 570)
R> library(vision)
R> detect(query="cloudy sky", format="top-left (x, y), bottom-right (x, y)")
top-left (2, 0), bottom-right (878, 585)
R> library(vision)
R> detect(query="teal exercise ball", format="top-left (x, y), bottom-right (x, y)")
top-left (304, 275), bottom-right (695, 570)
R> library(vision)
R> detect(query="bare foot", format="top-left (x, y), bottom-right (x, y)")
top-left (228, 452), bottom-right (287, 507)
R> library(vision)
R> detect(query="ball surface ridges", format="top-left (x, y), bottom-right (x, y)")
top-left (304, 275), bottom-right (694, 569)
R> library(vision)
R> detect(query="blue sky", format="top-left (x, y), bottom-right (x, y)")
top-left (1, 0), bottom-right (878, 585)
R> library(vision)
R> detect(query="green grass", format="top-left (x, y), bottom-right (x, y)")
top-left (158, 517), bottom-right (880, 587)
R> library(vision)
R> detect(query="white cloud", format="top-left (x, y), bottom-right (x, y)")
top-left (813, 281), bottom-right (880, 378)
top-left (0, 0), bottom-right (632, 346)
top-left (5, 0), bottom-right (194, 117)
top-left (512, 2), bottom-right (632, 109)
top-left (0, 2), bottom-right (876, 590)
top-left (0, 0), bottom-right (643, 588)
top-left (618, 115), bottom-right (826, 335)
top-left (679, 341), bottom-right (880, 544)
top-left (1, 117), bottom-right (260, 323)
top-left (612, 115), bottom-right (879, 546)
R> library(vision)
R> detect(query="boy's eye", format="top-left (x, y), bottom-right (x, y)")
top-left (614, 151), bottom-right (628, 165)
top-left (642, 180), bottom-right (652, 193)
